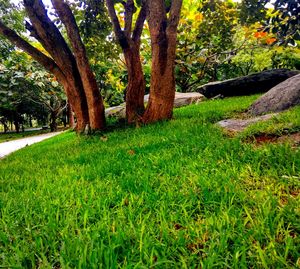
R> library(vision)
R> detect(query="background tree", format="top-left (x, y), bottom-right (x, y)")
top-left (0, 49), bottom-right (67, 132)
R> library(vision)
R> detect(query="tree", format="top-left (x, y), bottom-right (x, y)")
top-left (106, 0), bottom-right (182, 123)
top-left (106, 0), bottom-right (147, 123)
top-left (142, 0), bottom-right (183, 123)
top-left (0, 0), bottom-right (106, 132)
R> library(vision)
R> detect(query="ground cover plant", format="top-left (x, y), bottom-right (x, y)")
top-left (0, 95), bottom-right (299, 268)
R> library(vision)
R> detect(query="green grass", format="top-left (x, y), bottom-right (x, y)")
top-left (0, 95), bottom-right (299, 268)
top-left (0, 129), bottom-right (50, 143)
top-left (239, 105), bottom-right (300, 139)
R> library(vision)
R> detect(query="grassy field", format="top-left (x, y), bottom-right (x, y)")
top-left (0, 129), bottom-right (49, 143)
top-left (0, 95), bottom-right (299, 268)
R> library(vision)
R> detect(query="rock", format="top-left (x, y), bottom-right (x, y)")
top-left (249, 73), bottom-right (300, 115)
top-left (105, 105), bottom-right (126, 118)
top-left (173, 92), bottom-right (204, 107)
top-left (144, 92), bottom-right (204, 107)
top-left (197, 69), bottom-right (300, 98)
top-left (217, 114), bottom-right (278, 132)
top-left (106, 92), bottom-right (204, 118)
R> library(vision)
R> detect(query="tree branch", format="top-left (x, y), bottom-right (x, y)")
top-left (124, 0), bottom-right (134, 38)
top-left (0, 20), bottom-right (66, 82)
top-left (167, 0), bottom-right (183, 31)
top-left (51, 0), bottom-right (90, 66)
top-left (132, 2), bottom-right (147, 43)
top-left (106, 0), bottom-right (129, 49)
top-left (23, 0), bottom-right (75, 74)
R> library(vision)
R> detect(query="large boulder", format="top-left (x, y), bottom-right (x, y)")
top-left (249, 73), bottom-right (300, 115)
top-left (197, 69), bottom-right (300, 98)
top-left (105, 92), bottom-right (204, 118)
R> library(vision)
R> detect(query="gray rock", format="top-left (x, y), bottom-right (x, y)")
top-left (105, 105), bottom-right (126, 118)
top-left (249, 73), bottom-right (300, 115)
top-left (217, 114), bottom-right (278, 132)
top-left (105, 92), bottom-right (204, 118)
top-left (197, 69), bottom-right (300, 98)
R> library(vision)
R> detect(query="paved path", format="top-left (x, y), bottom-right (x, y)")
top-left (0, 132), bottom-right (62, 159)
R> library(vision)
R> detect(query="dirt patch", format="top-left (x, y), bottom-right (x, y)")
top-left (251, 132), bottom-right (300, 148)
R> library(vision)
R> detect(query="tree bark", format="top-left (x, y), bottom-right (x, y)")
top-left (68, 103), bottom-right (75, 128)
top-left (106, 0), bottom-right (146, 123)
top-left (142, 0), bottom-right (182, 123)
top-left (124, 44), bottom-right (145, 122)
top-left (51, 0), bottom-right (106, 130)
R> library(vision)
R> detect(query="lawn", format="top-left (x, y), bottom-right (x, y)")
top-left (0, 95), bottom-right (299, 268)
top-left (0, 129), bottom-right (50, 143)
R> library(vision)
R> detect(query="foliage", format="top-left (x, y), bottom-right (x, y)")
top-left (239, 0), bottom-right (268, 26)
top-left (0, 48), bottom-right (67, 132)
top-left (0, 95), bottom-right (299, 267)
top-left (176, 0), bottom-right (239, 92)
top-left (268, 0), bottom-right (300, 45)
top-left (240, 0), bottom-right (300, 45)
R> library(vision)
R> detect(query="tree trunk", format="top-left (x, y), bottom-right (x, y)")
top-left (51, 0), bottom-right (106, 131)
top-left (142, 0), bottom-right (182, 123)
top-left (124, 45), bottom-right (145, 123)
top-left (105, 0), bottom-right (147, 124)
top-left (29, 115), bottom-right (33, 127)
top-left (49, 111), bottom-right (57, 132)
top-left (61, 81), bottom-right (89, 132)
top-left (14, 116), bottom-right (20, 133)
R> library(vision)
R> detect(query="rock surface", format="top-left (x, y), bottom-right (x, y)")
top-left (217, 114), bottom-right (278, 132)
top-left (249, 73), bottom-right (300, 115)
top-left (197, 69), bottom-right (300, 98)
top-left (105, 92), bottom-right (204, 118)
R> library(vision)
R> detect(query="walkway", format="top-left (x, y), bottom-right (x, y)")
top-left (0, 132), bottom-right (62, 158)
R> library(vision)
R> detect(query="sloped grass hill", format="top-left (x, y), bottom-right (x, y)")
top-left (0, 95), bottom-right (299, 268)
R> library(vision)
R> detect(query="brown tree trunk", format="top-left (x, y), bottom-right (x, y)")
top-left (142, 0), bottom-right (182, 123)
top-left (60, 80), bottom-right (89, 132)
top-left (51, 0), bottom-right (106, 131)
top-left (106, 0), bottom-right (147, 124)
top-left (124, 44), bottom-right (145, 123)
